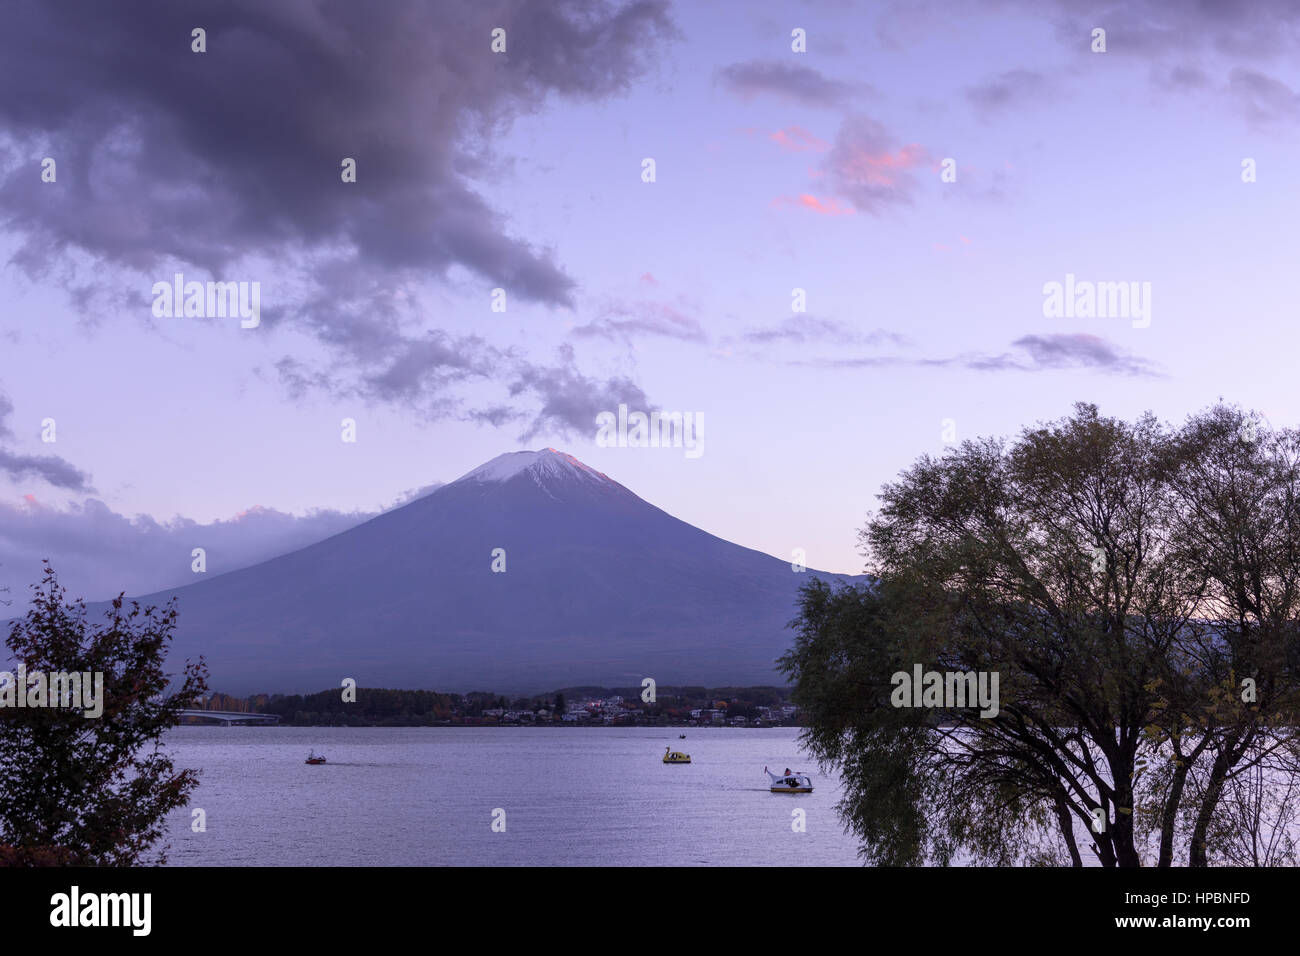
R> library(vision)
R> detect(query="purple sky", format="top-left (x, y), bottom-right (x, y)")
top-left (2, 0), bottom-right (1300, 601)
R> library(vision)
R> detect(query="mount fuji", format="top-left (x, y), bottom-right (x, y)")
top-left (89, 449), bottom-right (859, 694)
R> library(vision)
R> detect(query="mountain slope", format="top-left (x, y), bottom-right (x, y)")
top-left (92, 449), bottom-right (860, 694)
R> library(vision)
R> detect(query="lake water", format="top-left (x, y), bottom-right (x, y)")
top-left (160, 726), bottom-right (863, 866)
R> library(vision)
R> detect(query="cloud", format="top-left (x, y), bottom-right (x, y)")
top-left (1036, 0), bottom-right (1300, 61)
top-left (1226, 68), bottom-right (1300, 123)
top-left (1027, 0), bottom-right (1300, 119)
top-left (769, 126), bottom-right (829, 152)
top-left (573, 301), bottom-right (708, 344)
top-left (0, 0), bottom-right (678, 426)
top-left (1151, 64), bottom-right (1210, 92)
top-left (0, 487), bottom-right (443, 604)
top-left (508, 345), bottom-right (654, 441)
top-left (742, 317), bottom-right (909, 347)
top-left (792, 333), bottom-right (1157, 376)
top-left (964, 70), bottom-right (1054, 116)
top-left (717, 60), bottom-right (855, 107)
top-left (862, 0), bottom-right (1300, 117)
top-left (0, 449), bottom-right (93, 492)
top-left (0, 1), bottom-right (675, 297)
top-left (822, 115), bottom-right (930, 214)
top-left (0, 386), bottom-right (93, 491)
top-left (363, 331), bottom-right (503, 407)
top-left (985, 333), bottom-right (1157, 375)
top-left (772, 193), bottom-right (855, 216)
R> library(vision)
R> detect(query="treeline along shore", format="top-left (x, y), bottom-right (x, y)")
top-left (182, 686), bottom-right (803, 728)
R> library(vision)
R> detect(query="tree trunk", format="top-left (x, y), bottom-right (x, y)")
top-left (1158, 761), bottom-right (1191, 867)
top-left (1112, 789), bottom-right (1143, 867)
top-left (1054, 792), bottom-right (1083, 867)
top-left (1189, 744), bottom-right (1235, 866)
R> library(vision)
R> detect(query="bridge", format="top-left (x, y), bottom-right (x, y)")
top-left (178, 709), bottom-right (281, 726)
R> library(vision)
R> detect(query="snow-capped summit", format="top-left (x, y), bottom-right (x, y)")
top-left (454, 448), bottom-right (613, 488)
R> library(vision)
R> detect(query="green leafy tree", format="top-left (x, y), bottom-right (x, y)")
top-left (0, 565), bottom-right (207, 865)
top-left (782, 403), bottom-right (1300, 867)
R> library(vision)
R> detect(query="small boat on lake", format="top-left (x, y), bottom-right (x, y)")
top-left (305, 751), bottom-right (327, 765)
top-left (765, 766), bottom-right (812, 792)
top-left (663, 747), bottom-right (691, 764)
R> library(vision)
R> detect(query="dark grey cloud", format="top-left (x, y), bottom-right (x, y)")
top-left (1030, 0), bottom-right (1300, 121)
top-left (0, 0), bottom-right (674, 302)
top-left (508, 345), bottom-right (654, 442)
top-left (717, 60), bottom-right (855, 107)
top-left (1036, 0), bottom-right (1300, 61)
top-left (363, 332), bottom-right (503, 407)
top-left (270, 333), bottom-right (651, 444)
top-left (0, 449), bottom-right (93, 492)
top-left (0, 0), bottom-right (677, 430)
top-left (792, 333), bottom-right (1157, 376)
top-left (875, 3), bottom-right (1300, 124)
top-left (0, 485), bottom-right (441, 603)
top-left (973, 334), bottom-right (1156, 375)
top-left (0, 387), bottom-right (92, 491)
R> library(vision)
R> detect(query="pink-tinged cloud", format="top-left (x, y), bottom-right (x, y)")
top-left (798, 194), bottom-right (853, 216)
top-left (639, 272), bottom-right (659, 285)
top-left (835, 142), bottom-right (927, 186)
top-left (769, 126), bottom-right (829, 152)
top-left (934, 236), bottom-right (973, 253)
top-left (823, 115), bottom-right (931, 214)
top-left (772, 194), bottom-right (854, 216)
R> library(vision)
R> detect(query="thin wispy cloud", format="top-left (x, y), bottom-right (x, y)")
top-left (742, 317), bottom-right (909, 347)
top-left (769, 126), bottom-right (830, 152)
top-left (792, 333), bottom-right (1158, 377)
top-left (1226, 68), bottom-right (1300, 124)
top-left (965, 70), bottom-right (1054, 117)
top-left (573, 301), bottom-right (708, 344)
top-left (771, 193), bottom-right (855, 216)
top-left (1150, 64), bottom-right (1210, 92)
top-left (973, 334), bottom-right (1157, 376)
top-left (718, 60), bottom-right (856, 107)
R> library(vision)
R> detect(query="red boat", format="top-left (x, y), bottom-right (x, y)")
top-left (305, 751), bottom-right (327, 765)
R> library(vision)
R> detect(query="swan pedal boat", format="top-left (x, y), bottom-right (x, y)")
top-left (765, 767), bottom-right (813, 792)
top-left (663, 748), bottom-right (691, 764)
